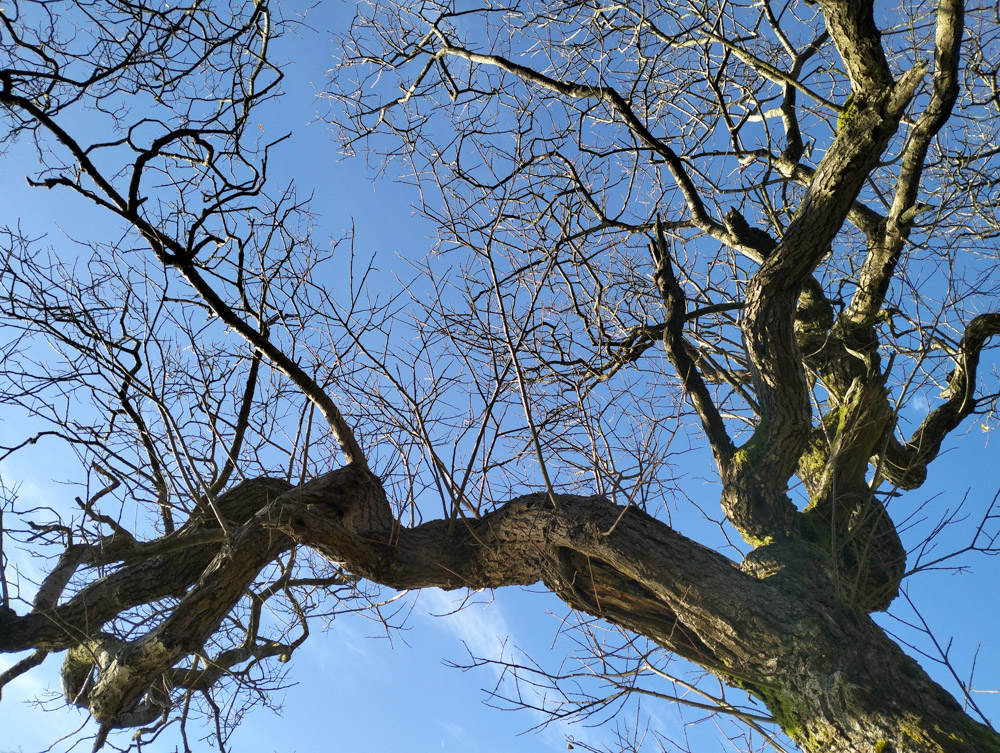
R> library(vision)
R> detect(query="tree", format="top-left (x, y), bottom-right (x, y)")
top-left (0, 0), bottom-right (998, 751)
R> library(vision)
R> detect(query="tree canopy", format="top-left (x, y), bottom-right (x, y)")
top-left (0, 0), bottom-right (998, 751)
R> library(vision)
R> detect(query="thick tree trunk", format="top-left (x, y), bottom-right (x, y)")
top-left (280, 472), bottom-right (1000, 753)
top-left (745, 594), bottom-right (1000, 752)
top-left (4, 470), bottom-right (997, 752)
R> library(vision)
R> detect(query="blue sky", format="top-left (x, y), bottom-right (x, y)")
top-left (0, 2), bottom-right (998, 752)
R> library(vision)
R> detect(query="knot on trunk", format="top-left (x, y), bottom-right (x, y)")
top-left (276, 465), bottom-right (394, 570)
top-left (294, 465), bottom-right (393, 537)
top-left (62, 635), bottom-right (172, 729)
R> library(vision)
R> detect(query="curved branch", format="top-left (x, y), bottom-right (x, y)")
top-left (1, 92), bottom-right (367, 470)
top-left (430, 36), bottom-right (718, 232)
top-left (5, 466), bottom-right (789, 729)
top-left (0, 648), bottom-right (47, 699)
top-left (649, 221), bottom-right (735, 468)
top-left (284, 485), bottom-right (791, 677)
top-left (722, 62), bottom-right (924, 543)
top-left (0, 478), bottom-right (292, 653)
top-left (1, 460), bottom-right (991, 750)
top-left (879, 313), bottom-right (1000, 489)
top-left (700, 30), bottom-right (841, 114)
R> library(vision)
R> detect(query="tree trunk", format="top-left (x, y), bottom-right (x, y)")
top-left (280, 472), bottom-right (1000, 753)
top-left (745, 599), bottom-right (999, 752)
top-left (5, 469), bottom-right (997, 752)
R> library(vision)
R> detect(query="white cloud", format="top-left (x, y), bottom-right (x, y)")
top-left (418, 589), bottom-right (513, 674)
top-left (416, 589), bottom-right (581, 751)
top-left (909, 392), bottom-right (930, 418)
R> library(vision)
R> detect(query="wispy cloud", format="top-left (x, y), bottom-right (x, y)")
top-left (417, 589), bottom-right (583, 751)
top-left (418, 589), bottom-right (513, 673)
top-left (909, 392), bottom-right (930, 418)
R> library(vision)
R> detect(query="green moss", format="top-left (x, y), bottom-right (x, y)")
top-left (797, 507), bottom-right (833, 549)
top-left (837, 92), bottom-right (857, 132)
top-left (797, 402), bottom-right (852, 510)
top-left (732, 444), bottom-right (757, 473)
top-left (941, 714), bottom-right (1000, 753)
top-left (731, 418), bottom-right (773, 477)
top-left (890, 711), bottom-right (1000, 753)
top-left (736, 681), bottom-right (835, 750)
top-left (739, 685), bottom-right (1000, 753)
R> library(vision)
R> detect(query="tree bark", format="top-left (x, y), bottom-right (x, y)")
top-left (1, 463), bottom-right (996, 751)
top-left (278, 472), bottom-right (1000, 753)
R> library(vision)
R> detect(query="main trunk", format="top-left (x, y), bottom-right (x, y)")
top-left (288, 478), bottom-right (998, 753)
top-left (744, 597), bottom-right (999, 753)
top-left (7, 473), bottom-right (997, 753)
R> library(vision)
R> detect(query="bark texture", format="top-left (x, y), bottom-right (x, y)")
top-left (1, 0), bottom-right (998, 750)
top-left (5, 469), bottom-right (996, 751)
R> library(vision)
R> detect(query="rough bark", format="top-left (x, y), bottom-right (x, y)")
top-left (5, 466), bottom-right (995, 751)
top-left (1, 0), bottom-right (998, 750)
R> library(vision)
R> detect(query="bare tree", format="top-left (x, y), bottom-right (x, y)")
top-left (0, 0), bottom-right (998, 752)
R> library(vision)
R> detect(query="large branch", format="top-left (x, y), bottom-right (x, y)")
top-left (3, 466), bottom-right (995, 752)
top-left (280, 479), bottom-right (793, 679)
top-left (722, 58), bottom-right (925, 543)
top-left (1, 467), bottom-right (800, 728)
top-left (294, 478), bottom-right (1000, 753)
